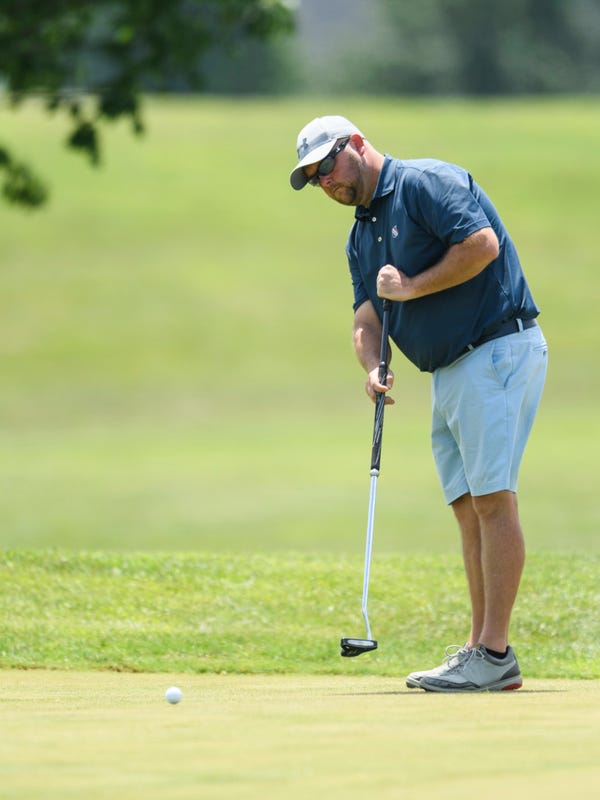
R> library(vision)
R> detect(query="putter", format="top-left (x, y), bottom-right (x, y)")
top-left (341, 298), bottom-right (392, 658)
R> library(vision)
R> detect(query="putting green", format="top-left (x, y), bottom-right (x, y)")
top-left (1, 671), bottom-right (598, 799)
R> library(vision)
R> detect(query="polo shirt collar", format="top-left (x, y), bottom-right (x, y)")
top-left (355, 155), bottom-right (396, 220)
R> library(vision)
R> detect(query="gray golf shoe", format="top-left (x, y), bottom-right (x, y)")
top-left (419, 644), bottom-right (523, 692)
top-left (406, 644), bottom-right (471, 688)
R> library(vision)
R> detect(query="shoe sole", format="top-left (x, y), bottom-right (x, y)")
top-left (405, 646), bottom-right (472, 690)
top-left (421, 676), bottom-right (523, 693)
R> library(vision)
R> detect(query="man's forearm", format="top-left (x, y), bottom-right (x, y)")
top-left (377, 226), bottom-right (500, 302)
top-left (353, 315), bottom-right (392, 375)
top-left (353, 320), bottom-right (383, 373)
top-left (410, 227), bottom-right (499, 298)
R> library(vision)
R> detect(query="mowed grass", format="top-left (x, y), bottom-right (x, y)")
top-left (1, 97), bottom-right (599, 799)
top-left (0, 96), bottom-right (599, 553)
top-left (1, 670), bottom-right (599, 800)
top-left (1, 550), bottom-right (598, 677)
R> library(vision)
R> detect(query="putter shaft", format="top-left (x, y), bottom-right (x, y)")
top-left (362, 471), bottom-right (379, 641)
top-left (341, 299), bottom-right (391, 657)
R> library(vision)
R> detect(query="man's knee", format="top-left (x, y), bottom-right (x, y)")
top-left (471, 490), bottom-right (517, 520)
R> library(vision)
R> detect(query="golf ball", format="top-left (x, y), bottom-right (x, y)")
top-left (165, 686), bottom-right (183, 704)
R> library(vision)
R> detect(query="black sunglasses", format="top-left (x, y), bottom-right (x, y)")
top-left (307, 138), bottom-right (350, 186)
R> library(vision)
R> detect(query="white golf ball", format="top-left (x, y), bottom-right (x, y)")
top-left (165, 686), bottom-right (183, 704)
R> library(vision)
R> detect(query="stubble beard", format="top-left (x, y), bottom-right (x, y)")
top-left (327, 159), bottom-right (366, 207)
top-left (330, 184), bottom-right (358, 206)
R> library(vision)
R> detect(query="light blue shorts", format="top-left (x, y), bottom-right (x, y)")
top-left (431, 323), bottom-right (548, 504)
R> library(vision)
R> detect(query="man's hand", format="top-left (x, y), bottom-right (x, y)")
top-left (365, 366), bottom-right (395, 405)
top-left (377, 265), bottom-right (416, 302)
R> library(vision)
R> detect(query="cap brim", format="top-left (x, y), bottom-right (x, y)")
top-left (289, 140), bottom-right (336, 190)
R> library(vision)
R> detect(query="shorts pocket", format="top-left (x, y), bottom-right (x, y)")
top-left (533, 340), bottom-right (548, 355)
top-left (490, 338), bottom-right (513, 388)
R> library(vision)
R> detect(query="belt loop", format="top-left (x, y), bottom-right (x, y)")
top-left (516, 318), bottom-right (524, 332)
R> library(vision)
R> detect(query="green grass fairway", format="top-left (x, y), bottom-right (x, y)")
top-left (1, 671), bottom-right (598, 800)
top-left (2, 550), bottom-right (598, 677)
top-left (1, 96), bottom-right (599, 554)
top-left (1, 96), bottom-right (598, 798)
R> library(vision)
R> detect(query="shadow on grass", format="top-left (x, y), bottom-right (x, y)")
top-left (332, 688), bottom-right (568, 696)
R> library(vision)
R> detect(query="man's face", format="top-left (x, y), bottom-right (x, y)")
top-left (304, 136), bottom-right (365, 206)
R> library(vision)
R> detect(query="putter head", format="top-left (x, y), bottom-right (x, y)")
top-left (340, 637), bottom-right (378, 657)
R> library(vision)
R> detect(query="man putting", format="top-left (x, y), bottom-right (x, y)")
top-left (289, 115), bottom-right (547, 692)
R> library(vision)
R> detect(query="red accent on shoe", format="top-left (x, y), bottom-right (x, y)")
top-left (501, 682), bottom-right (523, 691)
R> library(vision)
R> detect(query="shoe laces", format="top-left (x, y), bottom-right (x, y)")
top-left (449, 645), bottom-right (487, 672)
top-left (444, 644), bottom-right (471, 668)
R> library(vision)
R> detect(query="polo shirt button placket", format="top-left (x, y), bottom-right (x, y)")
top-left (372, 216), bottom-right (382, 243)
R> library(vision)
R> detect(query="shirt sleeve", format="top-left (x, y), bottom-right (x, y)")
top-left (408, 163), bottom-right (491, 246)
top-left (346, 229), bottom-right (369, 311)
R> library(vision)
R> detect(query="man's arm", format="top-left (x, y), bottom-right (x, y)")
top-left (377, 226), bottom-right (499, 302)
top-left (353, 300), bottom-right (395, 404)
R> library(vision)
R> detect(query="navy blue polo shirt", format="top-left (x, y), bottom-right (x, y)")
top-left (347, 156), bottom-right (539, 372)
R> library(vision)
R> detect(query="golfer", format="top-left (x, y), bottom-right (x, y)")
top-left (289, 115), bottom-right (547, 692)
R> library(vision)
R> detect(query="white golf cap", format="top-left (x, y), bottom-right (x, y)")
top-left (289, 115), bottom-right (363, 190)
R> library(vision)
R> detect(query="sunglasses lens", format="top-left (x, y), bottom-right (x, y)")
top-left (317, 157), bottom-right (334, 177)
top-left (308, 160), bottom-right (332, 186)
top-left (306, 139), bottom-right (348, 186)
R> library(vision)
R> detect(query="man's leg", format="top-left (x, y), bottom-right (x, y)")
top-left (417, 327), bottom-right (546, 690)
top-left (451, 492), bottom-right (483, 647)
top-left (453, 489), bottom-right (525, 653)
top-left (472, 489), bottom-right (525, 652)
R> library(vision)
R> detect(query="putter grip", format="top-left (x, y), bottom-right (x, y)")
top-left (371, 393), bottom-right (385, 473)
top-left (378, 299), bottom-right (391, 382)
top-left (371, 299), bottom-right (392, 474)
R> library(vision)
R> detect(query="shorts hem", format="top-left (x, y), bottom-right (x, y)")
top-left (443, 480), bottom-right (518, 505)
top-left (444, 484), bottom-right (469, 505)
top-left (470, 483), bottom-right (517, 498)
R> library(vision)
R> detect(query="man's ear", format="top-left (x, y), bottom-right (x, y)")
top-left (349, 133), bottom-right (366, 154)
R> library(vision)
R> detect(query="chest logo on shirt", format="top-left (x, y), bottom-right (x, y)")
top-left (391, 225), bottom-right (399, 239)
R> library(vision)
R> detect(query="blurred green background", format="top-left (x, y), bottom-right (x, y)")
top-left (1, 95), bottom-right (598, 554)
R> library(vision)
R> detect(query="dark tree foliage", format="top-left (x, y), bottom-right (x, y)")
top-left (348, 0), bottom-right (600, 96)
top-left (0, 0), bottom-right (294, 207)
